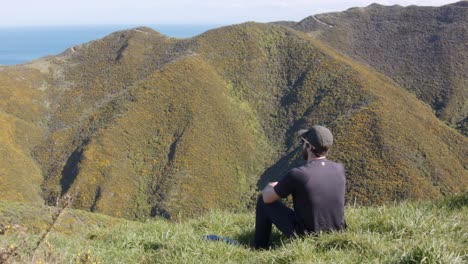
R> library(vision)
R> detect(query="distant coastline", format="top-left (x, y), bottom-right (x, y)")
top-left (0, 24), bottom-right (223, 65)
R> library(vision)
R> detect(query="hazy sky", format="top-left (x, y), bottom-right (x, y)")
top-left (1, 0), bottom-right (459, 26)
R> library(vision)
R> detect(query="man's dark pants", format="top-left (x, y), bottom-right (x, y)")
top-left (254, 195), bottom-right (304, 249)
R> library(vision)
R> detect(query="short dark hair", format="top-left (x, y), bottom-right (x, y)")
top-left (313, 145), bottom-right (330, 157)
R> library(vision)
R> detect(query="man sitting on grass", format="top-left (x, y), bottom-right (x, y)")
top-left (254, 125), bottom-right (347, 249)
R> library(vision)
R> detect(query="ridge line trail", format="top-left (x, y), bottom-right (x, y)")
top-left (312, 15), bottom-right (334, 28)
top-left (133, 28), bottom-right (149, 34)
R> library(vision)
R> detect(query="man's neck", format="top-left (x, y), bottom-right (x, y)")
top-left (307, 154), bottom-right (326, 161)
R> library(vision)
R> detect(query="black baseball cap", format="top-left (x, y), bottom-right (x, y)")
top-left (297, 125), bottom-right (333, 148)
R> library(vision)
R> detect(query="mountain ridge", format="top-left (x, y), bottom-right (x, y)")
top-left (285, 1), bottom-right (468, 135)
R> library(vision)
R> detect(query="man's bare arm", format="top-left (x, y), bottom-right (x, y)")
top-left (262, 182), bottom-right (280, 204)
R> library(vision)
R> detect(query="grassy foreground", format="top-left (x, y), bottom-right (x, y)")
top-left (0, 194), bottom-right (466, 264)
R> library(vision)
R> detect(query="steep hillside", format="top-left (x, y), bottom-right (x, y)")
top-left (0, 22), bottom-right (466, 220)
top-left (193, 24), bottom-right (467, 204)
top-left (291, 2), bottom-right (468, 135)
top-left (60, 56), bottom-right (270, 219)
top-left (0, 67), bottom-right (47, 205)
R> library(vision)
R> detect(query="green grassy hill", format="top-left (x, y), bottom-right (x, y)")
top-left (0, 22), bottom-right (466, 220)
top-left (0, 194), bottom-right (466, 263)
top-left (193, 24), bottom-right (467, 205)
top-left (291, 2), bottom-right (468, 135)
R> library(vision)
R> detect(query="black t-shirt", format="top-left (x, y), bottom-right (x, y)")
top-left (274, 158), bottom-right (346, 233)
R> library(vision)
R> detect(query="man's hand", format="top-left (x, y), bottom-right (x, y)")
top-left (262, 181), bottom-right (280, 204)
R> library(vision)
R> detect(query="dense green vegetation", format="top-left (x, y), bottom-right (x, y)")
top-left (0, 20), bottom-right (466, 220)
top-left (1, 194), bottom-right (466, 263)
top-left (290, 2), bottom-right (468, 135)
top-left (193, 24), bottom-right (467, 206)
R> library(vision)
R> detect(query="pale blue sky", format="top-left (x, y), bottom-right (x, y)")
top-left (1, 0), bottom-right (458, 26)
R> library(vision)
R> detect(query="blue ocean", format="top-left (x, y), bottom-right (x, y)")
top-left (0, 24), bottom-right (222, 65)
